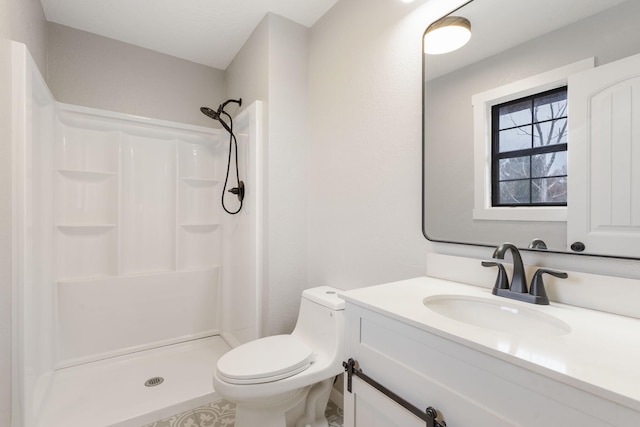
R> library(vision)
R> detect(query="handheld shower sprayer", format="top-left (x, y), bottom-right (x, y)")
top-left (200, 98), bottom-right (244, 215)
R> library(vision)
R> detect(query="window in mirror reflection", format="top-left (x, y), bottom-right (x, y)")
top-left (491, 86), bottom-right (568, 207)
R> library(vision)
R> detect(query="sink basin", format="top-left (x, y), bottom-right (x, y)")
top-left (423, 295), bottom-right (571, 336)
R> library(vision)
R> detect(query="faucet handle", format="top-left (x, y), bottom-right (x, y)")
top-left (529, 268), bottom-right (568, 305)
top-left (481, 261), bottom-right (510, 294)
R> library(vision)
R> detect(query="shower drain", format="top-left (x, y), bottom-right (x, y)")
top-left (144, 377), bottom-right (164, 387)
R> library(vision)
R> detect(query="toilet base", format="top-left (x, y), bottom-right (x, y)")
top-left (294, 378), bottom-right (333, 427)
top-left (232, 379), bottom-right (334, 427)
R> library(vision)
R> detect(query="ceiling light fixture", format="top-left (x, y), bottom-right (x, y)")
top-left (423, 16), bottom-right (471, 55)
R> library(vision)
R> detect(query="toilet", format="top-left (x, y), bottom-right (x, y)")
top-left (213, 286), bottom-right (345, 427)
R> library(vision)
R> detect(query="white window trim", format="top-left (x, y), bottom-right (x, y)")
top-left (471, 57), bottom-right (594, 222)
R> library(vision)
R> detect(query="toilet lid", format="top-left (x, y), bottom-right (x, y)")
top-left (216, 335), bottom-right (315, 384)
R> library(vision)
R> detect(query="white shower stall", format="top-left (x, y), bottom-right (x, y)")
top-left (11, 41), bottom-right (264, 427)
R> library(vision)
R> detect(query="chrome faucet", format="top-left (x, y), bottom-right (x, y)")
top-left (482, 242), bottom-right (567, 305)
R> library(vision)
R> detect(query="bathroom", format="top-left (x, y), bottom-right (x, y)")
top-left (2, 0), bottom-right (640, 426)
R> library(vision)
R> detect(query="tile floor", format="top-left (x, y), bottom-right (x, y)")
top-left (143, 399), bottom-right (344, 427)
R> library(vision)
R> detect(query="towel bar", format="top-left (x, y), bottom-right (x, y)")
top-left (343, 358), bottom-right (447, 427)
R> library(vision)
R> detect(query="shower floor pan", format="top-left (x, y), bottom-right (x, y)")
top-left (37, 336), bottom-right (231, 427)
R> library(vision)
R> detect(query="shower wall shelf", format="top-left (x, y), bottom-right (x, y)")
top-left (53, 106), bottom-right (224, 282)
top-left (57, 169), bottom-right (117, 179)
top-left (56, 224), bottom-right (117, 228)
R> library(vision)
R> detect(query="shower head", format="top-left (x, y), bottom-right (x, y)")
top-left (200, 98), bottom-right (242, 134)
top-left (200, 106), bottom-right (220, 120)
top-left (200, 98), bottom-right (242, 120)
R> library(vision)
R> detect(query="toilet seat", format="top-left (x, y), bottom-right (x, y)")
top-left (217, 335), bottom-right (315, 384)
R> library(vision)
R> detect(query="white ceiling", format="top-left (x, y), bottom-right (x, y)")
top-left (40, 0), bottom-right (339, 70)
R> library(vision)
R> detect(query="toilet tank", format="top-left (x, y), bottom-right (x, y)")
top-left (292, 286), bottom-right (345, 363)
top-left (301, 286), bottom-right (345, 310)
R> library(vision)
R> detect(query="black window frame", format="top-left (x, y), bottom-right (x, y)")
top-left (491, 86), bottom-right (568, 207)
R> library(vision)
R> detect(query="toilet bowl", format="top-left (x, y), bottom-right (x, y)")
top-left (213, 286), bottom-right (345, 427)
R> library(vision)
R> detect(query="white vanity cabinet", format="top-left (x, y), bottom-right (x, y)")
top-left (341, 280), bottom-right (640, 427)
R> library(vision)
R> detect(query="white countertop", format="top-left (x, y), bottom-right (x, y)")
top-left (340, 277), bottom-right (640, 412)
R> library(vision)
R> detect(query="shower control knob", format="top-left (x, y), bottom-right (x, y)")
top-left (227, 181), bottom-right (245, 202)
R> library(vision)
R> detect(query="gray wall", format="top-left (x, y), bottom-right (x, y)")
top-left (226, 14), bottom-right (310, 336)
top-left (263, 15), bottom-right (309, 335)
top-left (46, 23), bottom-right (227, 128)
top-left (307, 0), bottom-right (430, 290)
top-left (225, 16), bottom-right (269, 114)
top-left (3, 0), bottom-right (47, 72)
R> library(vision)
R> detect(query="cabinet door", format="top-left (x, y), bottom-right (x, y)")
top-left (343, 377), bottom-right (425, 427)
top-left (568, 53), bottom-right (640, 257)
